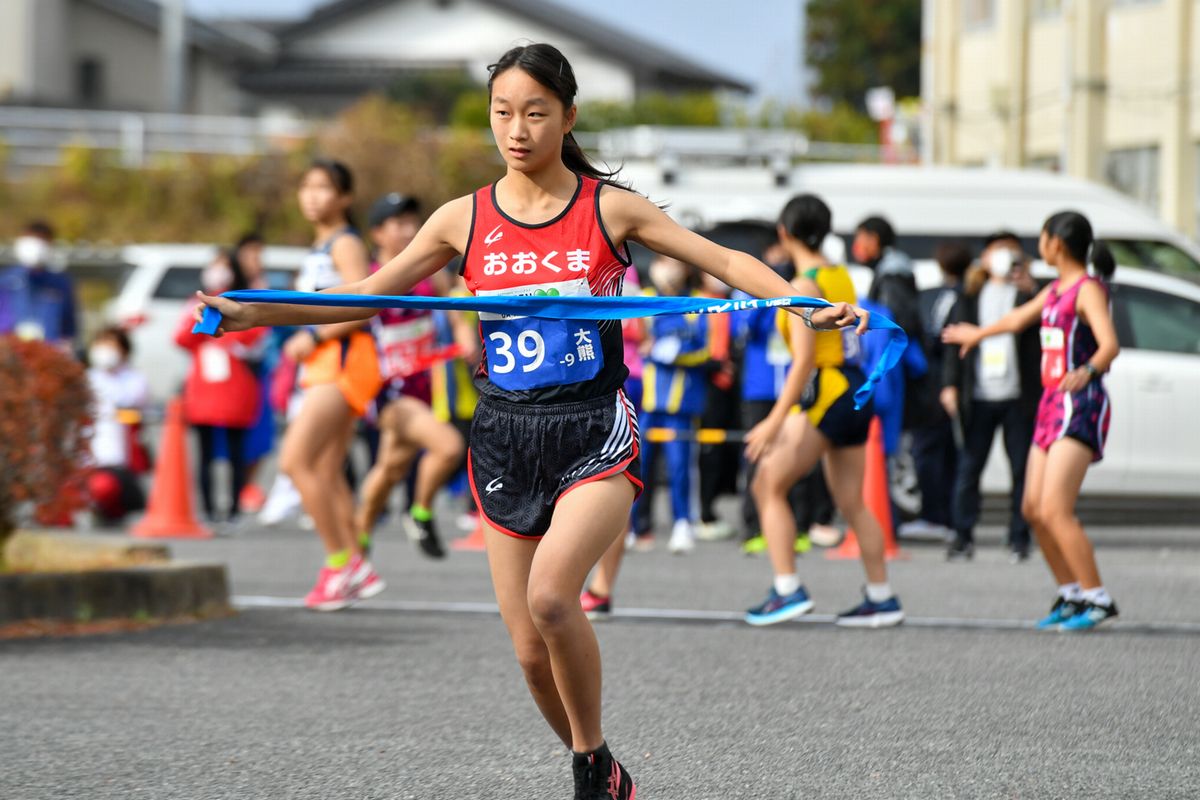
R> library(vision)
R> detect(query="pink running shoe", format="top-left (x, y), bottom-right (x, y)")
top-left (347, 555), bottom-right (386, 601)
top-left (580, 588), bottom-right (612, 621)
top-left (304, 565), bottom-right (353, 612)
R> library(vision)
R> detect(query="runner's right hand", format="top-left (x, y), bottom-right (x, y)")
top-left (192, 291), bottom-right (257, 337)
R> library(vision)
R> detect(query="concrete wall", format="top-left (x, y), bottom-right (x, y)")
top-left (284, 0), bottom-right (637, 102)
top-left (932, 0), bottom-right (1200, 161)
top-left (0, 0), bottom-right (33, 102)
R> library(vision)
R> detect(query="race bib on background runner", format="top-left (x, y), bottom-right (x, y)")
top-left (377, 315), bottom-right (436, 379)
top-left (478, 278), bottom-right (603, 391)
top-left (1040, 327), bottom-right (1066, 389)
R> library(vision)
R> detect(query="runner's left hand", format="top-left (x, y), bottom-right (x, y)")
top-left (1058, 367), bottom-right (1091, 394)
top-left (809, 303), bottom-right (869, 334)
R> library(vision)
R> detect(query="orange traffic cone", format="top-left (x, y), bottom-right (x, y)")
top-left (451, 513), bottom-right (486, 552)
top-left (826, 416), bottom-right (906, 561)
top-left (132, 398), bottom-right (212, 539)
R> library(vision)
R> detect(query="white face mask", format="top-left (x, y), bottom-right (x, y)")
top-left (988, 248), bottom-right (1015, 279)
top-left (650, 263), bottom-right (687, 293)
top-left (202, 263), bottom-right (234, 293)
top-left (89, 344), bottom-right (122, 371)
top-left (14, 236), bottom-right (52, 268)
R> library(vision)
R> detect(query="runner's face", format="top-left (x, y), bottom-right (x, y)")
top-left (1038, 230), bottom-right (1058, 267)
top-left (489, 68), bottom-right (575, 173)
top-left (298, 168), bottom-right (350, 226)
top-left (371, 214), bottom-right (420, 261)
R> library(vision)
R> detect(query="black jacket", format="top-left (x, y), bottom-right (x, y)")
top-left (941, 288), bottom-right (1041, 426)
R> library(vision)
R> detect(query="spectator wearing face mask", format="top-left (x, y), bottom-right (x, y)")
top-left (175, 255), bottom-right (267, 528)
top-left (85, 327), bottom-right (150, 524)
top-left (630, 256), bottom-right (708, 555)
top-left (0, 220), bottom-right (78, 347)
top-left (941, 232), bottom-right (1042, 562)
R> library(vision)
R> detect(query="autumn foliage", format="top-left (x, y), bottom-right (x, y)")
top-left (0, 337), bottom-right (93, 548)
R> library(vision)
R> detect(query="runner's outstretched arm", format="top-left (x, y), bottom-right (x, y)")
top-left (193, 196), bottom-right (471, 334)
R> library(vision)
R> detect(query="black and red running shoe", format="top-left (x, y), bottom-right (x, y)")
top-left (572, 742), bottom-right (636, 800)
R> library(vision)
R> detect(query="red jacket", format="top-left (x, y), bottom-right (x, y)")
top-left (174, 304), bottom-right (265, 428)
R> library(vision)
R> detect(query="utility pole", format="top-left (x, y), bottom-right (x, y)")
top-left (161, 0), bottom-right (187, 113)
top-left (1064, 0), bottom-right (1106, 182)
top-left (1160, 0), bottom-right (1194, 236)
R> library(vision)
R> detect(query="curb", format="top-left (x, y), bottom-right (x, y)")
top-left (0, 562), bottom-right (231, 626)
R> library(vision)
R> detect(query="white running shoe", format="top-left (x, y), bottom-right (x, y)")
top-left (258, 474), bottom-right (303, 527)
top-left (668, 520), bottom-right (696, 555)
top-left (696, 520), bottom-right (735, 541)
top-left (808, 523), bottom-right (843, 548)
top-left (897, 519), bottom-right (953, 542)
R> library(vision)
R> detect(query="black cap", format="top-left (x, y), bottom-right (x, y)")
top-left (368, 192), bottom-right (421, 228)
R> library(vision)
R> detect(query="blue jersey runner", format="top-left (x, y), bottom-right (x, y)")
top-left (194, 289), bottom-right (908, 408)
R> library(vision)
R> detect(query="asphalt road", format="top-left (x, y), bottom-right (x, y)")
top-left (4, 512), bottom-right (1199, 799)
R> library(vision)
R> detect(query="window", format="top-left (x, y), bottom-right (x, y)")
top-left (1105, 239), bottom-right (1200, 280)
top-left (1106, 147), bottom-right (1160, 212)
top-left (962, 0), bottom-right (995, 28)
top-left (76, 57), bottom-right (105, 106)
top-left (1113, 284), bottom-right (1200, 355)
top-left (264, 269), bottom-right (297, 291)
top-left (153, 267), bottom-right (203, 299)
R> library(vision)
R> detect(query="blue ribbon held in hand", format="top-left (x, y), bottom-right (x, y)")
top-left (193, 289), bottom-right (908, 408)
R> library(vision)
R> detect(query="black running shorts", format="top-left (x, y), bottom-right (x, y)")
top-left (468, 390), bottom-right (642, 538)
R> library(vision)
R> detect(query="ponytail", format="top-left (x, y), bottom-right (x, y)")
top-left (1090, 241), bottom-right (1116, 281)
top-left (562, 131), bottom-right (622, 184)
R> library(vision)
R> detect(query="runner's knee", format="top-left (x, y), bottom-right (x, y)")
top-left (527, 584), bottom-right (576, 632)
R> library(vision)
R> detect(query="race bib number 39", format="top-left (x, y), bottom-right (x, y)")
top-left (477, 277), bottom-right (603, 391)
top-left (1040, 326), bottom-right (1066, 389)
top-left (483, 318), bottom-right (602, 390)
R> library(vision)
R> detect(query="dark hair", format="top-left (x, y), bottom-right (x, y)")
top-left (856, 216), bottom-right (896, 248)
top-left (935, 241), bottom-right (973, 279)
top-left (983, 230), bottom-right (1022, 250)
top-left (305, 159), bottom-right (357, 228)
top-left (1042, 210), bottom-right (1115, 280)
top-left (95, 325), bottom-right (132, 358)
top-left (779, 194), bottom-right (832, 253)
top-left (235, 231), bottom-right (263, 251)
top-left (487, 43), bottom-right (622, 185)
top-left (23, 220), bottom-right (55, 240)
top-left (219, 231), bottom-right (262, 292)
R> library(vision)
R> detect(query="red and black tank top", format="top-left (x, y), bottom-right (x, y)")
top-left (461, 174), bottom-right (631, 404)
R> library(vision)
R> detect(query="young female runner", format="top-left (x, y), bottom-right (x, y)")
top-left (285, 159), bottom-right (385, 610)
top-left (742, 194), bottom-right (904, 628)
top-left (196, 44), bottom-right (866, 799)
top-left (943, 211), bottom-right (1120, 631)
top-left (355, 192), bottom-right (472, 559)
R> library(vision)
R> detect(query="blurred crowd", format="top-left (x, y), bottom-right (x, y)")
top-left (1, 198), bottom-right (1044, 564)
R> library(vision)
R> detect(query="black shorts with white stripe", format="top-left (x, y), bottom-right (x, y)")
top-left (467, 389), bottom-right (643, 539)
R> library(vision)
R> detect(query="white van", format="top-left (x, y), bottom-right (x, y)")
top-left (106, 244), bottom-right (308, 401)
top-left (621, 160), bottom-right (1200, 286)
top-left (619, 160), bottom-right (1200, 498)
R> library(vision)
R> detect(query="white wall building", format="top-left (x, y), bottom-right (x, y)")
top-left (925, 0), bottom-right (1200, 235)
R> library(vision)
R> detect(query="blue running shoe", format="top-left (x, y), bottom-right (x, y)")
top-left (745, 586), bottom-right (815, 626)
top-left (1058, 601), bottom-right (1119, 632)
top-left (1035, 596), bottom-right (1084, 630)
top-left (835, 593), bottom-right (904, 628)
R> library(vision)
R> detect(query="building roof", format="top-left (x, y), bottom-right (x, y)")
top-left (82, 0), bottom-right (276, 62)
top-left (276, 0), bottom-right (753, 93)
